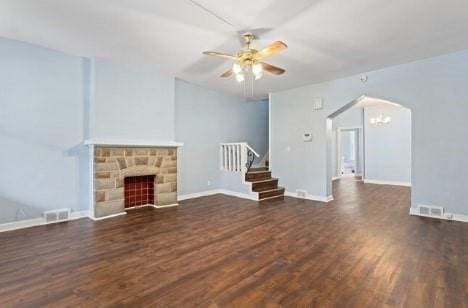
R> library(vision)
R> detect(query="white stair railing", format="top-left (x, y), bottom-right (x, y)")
top-left (220, 143), bottom-right (259, 173)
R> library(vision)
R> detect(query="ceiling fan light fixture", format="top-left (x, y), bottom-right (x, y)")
top-left (203, 33), bottom-right (287, 90)
top-left (252, 62), bottom-right (263, 80)
top-left (232, 63), bottom-right (242, 74)
top-left (252, 63), bottom-right (263, 75)
top-left (235, 73), bottom-right (245, 83)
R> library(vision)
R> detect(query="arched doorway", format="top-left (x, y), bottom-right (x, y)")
top-left (325, 96), bottom-right (412, 198)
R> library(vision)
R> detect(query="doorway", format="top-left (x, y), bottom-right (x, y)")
top-left (325, 96), bottom-right (412, 199)
top-left (338, 128), bottom-right (360, 177)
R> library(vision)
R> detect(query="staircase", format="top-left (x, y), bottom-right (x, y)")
top-left (220, 143), bottom-right (285, 201)
top-left (245, 167), bottom-right (285, 201)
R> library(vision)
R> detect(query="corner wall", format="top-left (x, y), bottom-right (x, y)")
top-left (175, 80), bottom-right (269, 196)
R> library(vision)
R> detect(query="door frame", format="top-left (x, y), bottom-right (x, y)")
top-left (337, 126), bottom-right (362, 178)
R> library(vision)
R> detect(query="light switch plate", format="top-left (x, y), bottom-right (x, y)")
top-left (303, 133), bottom-right (313, 142)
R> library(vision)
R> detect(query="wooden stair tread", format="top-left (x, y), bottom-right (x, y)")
top-left (255, 186), bottom-right (285, 193)
top-left (249, 178), bottom-right (278, 184)
top-left (246, 170), bottom-right (271, 174)
top-left (257, 187), bottom-right (285, 200)
top-left (245, 170), bottom-right (272, 182)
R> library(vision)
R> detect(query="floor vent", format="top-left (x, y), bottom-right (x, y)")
top-left (43, 208), bottom-right (71, 223)
top-left (418, 205), bottom-right (444, 218)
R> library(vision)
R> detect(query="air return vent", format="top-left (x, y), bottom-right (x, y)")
top-left (417, 205), bottom-right (444, 218)
top-left (43, 208), bottom-right (71, 223)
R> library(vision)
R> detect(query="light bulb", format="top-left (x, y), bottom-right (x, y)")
top-left (370, 118), bottom-right (376, 125)
top-left (235, 73), bottom-right (245, 83)
top-left (254, 71), bottom-right (263, 80)
top-left (233, 63), bottom-right (242, 74)
top-left (384, 116), bottom-right (391, 123)
top-left (252, 63), bottom-right (263, 75)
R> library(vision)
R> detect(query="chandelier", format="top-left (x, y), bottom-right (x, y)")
top-left (369, 114), bottom-right (391, 125)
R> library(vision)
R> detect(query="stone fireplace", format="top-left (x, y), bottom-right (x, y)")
top-left (92, 145), bottom-right (179, 218)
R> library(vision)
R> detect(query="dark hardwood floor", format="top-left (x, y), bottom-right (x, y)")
top-left (1, 178), bottom-right (467, 307)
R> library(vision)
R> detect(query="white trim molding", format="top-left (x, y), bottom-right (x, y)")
top-left (154, 203), bottom-right (179, 208)
top-left (363, 179), bottom-right (411, 187)
top-left (178, 189), bottom-right (258, 202)
top-left (409, 208), bottom-right (468, 223)
top-left (285, 191), bottom-right (333, 203)
top-left (0, 210), bottom-right (90, 233)
top-left (218, 189), bottom-right (258, 201)
top-left (84, 139), bottom-right (184, 148)
top-left (0, 218), bottom-right (46, 233)
top-left (88, 212), bottom-right (127, 221)
top-left (178, 190), bottom-right (220, 201)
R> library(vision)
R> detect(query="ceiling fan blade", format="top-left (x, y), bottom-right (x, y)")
top-left (203, 51), bottom-right (238, 61)
top-left (261, 62), bottom-right (286, 75)
top-left (255, 41), bottom-right (288, 59)
top-left (220, 68), bottom-right (233, 78)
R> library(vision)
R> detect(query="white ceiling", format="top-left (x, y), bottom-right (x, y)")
top-left (2, 0), bottom-right (468, 99)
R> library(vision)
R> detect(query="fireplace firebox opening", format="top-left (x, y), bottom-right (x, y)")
top-left (124, 175), bottom-right (155, 208)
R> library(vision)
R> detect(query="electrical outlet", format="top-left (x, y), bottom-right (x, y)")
top-left (296, 190), bottom-right (307, 198)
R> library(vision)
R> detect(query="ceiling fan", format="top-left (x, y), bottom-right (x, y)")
top-left (203, 33), bottom-right (287, 82)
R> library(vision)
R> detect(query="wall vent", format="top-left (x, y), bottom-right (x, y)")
top-left (296, 189), bottom-right (307, 198)
top-left (43, 208), bottom-right (71, 223)
top-left (418, 205), bottom-right (444, 218)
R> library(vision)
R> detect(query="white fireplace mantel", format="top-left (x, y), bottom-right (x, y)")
top-left (84, 138), bottom-right (184, 148)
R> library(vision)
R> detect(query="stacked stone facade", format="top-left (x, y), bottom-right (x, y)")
top-left (93, 146), bottom-right (177, 218)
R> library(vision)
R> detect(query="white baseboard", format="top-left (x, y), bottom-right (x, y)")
top-left (217, 189), bottom-right (258, 201)
top-left (285, 191), bottom-right (333, 203)
top-left (363, 179), bottom-right (411, 187)
top-left (0, 210), bottom-right (90, 233)
top-left (88, 211), bottom-right (127, 221)
top-left (409, 208), bottom-right (468, 223)
top-left (154, 203), bottom-right (179, 208)
top-left (0, 217), bottom-right (46, 233)
top-left (178, 190), bottom-right (220, 201)
top-left (179, 189), bottom-right (258, 201)
top-left (70, 210), bottom-right (91, 220)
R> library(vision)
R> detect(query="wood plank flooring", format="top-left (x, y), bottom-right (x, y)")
top-left (0, 178), bottom-right (467, 307)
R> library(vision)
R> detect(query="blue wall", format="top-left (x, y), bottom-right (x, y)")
top-left (0, 39), bottom-right (88, 223)
top-left (270, 50), bottom-right (468, 215)
top-left (92, 59), bottom-right (175, 140)
top-left (364, 104), bottom-right (411, 184)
